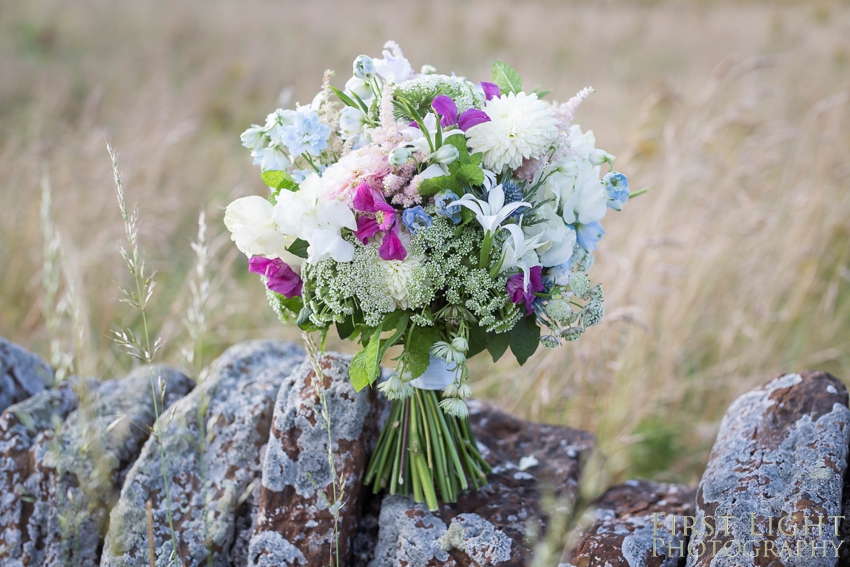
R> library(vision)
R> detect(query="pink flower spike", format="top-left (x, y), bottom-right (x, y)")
top-left (481, 82), bottom-right (500, 101)
top-left (248, 256), bottom-right (302, 298)
top-left (458, 109), bottom-right (491, 132)
top-left (379, 226), bottom-right (407, 261)
top-left (355, 215), bottom-right (380, 244)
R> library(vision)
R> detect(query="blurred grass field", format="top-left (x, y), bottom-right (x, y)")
top-left (1, 0), bottom-right (849, 486)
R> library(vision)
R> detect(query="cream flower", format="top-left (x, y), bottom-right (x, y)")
top-left (379, 252), bottom-right (422, 309)
top-left (224, 196), bottom-right (289, 259)
top-left (465, 92), bottom-right (558, 172)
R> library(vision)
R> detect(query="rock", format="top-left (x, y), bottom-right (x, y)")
top-left (247, 353), bottom-right (385, 567)
top-left (101, 340), bottom-right (303, 567)
top-left (0, 379), bottom-right (83, 564)
top-left (561, 479), bottom-right (696, 567)
top-left (5, 365), bottom-right (192, 567)
top-left (686, 371), bottom-right (850, 567)
top-left (370, 399), bottom-right (595, 567)
top-left (0, 338), bottom-right (52, 412)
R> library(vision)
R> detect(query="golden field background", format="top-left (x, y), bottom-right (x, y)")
top-left (1, 0), bottom-right (849, 486)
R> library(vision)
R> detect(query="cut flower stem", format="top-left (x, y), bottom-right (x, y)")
top-left (364, 388), bottom-right (490, 511)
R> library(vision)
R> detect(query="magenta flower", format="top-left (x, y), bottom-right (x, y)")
top-left (432, 95), bottom-right (458, 128)
top-left (458, 109), bottom-right (490, 132)
top-left (481, 82), bottom-right (501, 101)
top-left (430, 94), bottom-right (491, 132)
top-left (506, 266), bottom-right (543, 315)
top-left (352, 181), bottom-right (407, 261)
top-left (248, 256), bottom-right (302, 298)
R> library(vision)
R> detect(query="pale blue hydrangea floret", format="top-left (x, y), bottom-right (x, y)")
top-left (279, 108), bottom-right (331, 156)
top-left (574, 221), bottom-right (605, 252)
top-left (402, 206), bottom-right (433, 234)
top-left (240, 124), bottom-right (267, 151)
top-left (604, 171), bottom-right (630, 211)
top-left (434, 190), bottom-right (462, 224)
top-left (251, 146), bottom-right (291, 172)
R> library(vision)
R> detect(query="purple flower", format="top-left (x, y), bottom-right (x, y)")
top-left (458, 109), bottom-right (490, 132)
top-left (431, 95), bottom-right (458, 128)
top-left (352, 181), bottom-right (407, 261)
top-left (481, 82), bottom-right (500, 101)
top-left (248, 256), bottom-right (302, 298)
top-left (506, 266), bottom-right (544, 315)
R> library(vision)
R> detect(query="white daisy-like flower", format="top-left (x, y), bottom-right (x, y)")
top-left (380, 252), bottom-right (422, 309)
top-left (465, 92), bottom-right (558, 172)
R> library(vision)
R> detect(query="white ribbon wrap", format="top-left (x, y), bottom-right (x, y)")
top-left (409, 353), bottom-right (456, 390)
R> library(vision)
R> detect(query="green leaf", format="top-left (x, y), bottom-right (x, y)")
top-left (466, 325), bottom-right (488, 358)
top-left (531, 87), bottom-right (551, 99)
top-left (509, 315), bottom-right (540, 365)
top-left (442, 135), bottom-right (470, 160)
top-left (280, 295), bottom-right (303, 315)
top-left (286, 238), bottom-right (309, 259)
top-left (378, 313), bottom-right (409, 361)
top-left (405, 326), bottom-right (441, 378)
top-left (456, 164), bottom-right (485, 187)
top-left (336, 315), bottom-right (356, 340)
top-left (328, 85), bottom-right (360, 110)
top-left (262, 170), bottom-right (298, 192)
top-left (492, 61), bottom-right (523, 95)
top-left (486, 332), bottom-right (510, 362)
top-left (296, 306), bottom-right (319, 332)
top-left (350, 323), bottom-right (384, 392)
top-left (418, 175), bottom-right (461, 197)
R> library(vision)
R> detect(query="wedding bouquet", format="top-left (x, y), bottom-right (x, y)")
top-left (225, 41), bottom-right (630, 510)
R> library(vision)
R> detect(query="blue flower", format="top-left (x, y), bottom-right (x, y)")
top-left (434, 190), bottom-right (462, 224)
top-left (603, 172), bottom-right (629, 211)
top-left (574, 221), bottom-right (605, 252)
top-left (401, 206), bottom-right (433, 234)
top-left (501, 181), bottom-right (530, 219)
top-left (279, 108), bottom-right (331, 156)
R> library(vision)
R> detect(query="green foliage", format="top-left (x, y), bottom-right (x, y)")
top-left (492, 61), bottom-right (523, 95)
top-left (509, 315), bottom-right (540, 365)
top-left (350, 324), bottom-right (384, 392)
top-left (350, 313), bottom-right (409, 391)
top-left (405, 325), bottom-right (441, 378)
top-left (417, 137), bottom-right (485, 197)
top-left (287, 238), bottom-right (309, 259)
top-left (486, 332), bottom-right (509, 362)
top-left (262, 170), bottom-right (298, 192)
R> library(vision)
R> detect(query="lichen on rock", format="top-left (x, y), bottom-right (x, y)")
top-left (101, 340), bottom-right (303, 567)
top-left (0, 337), bottom-right (52, 412)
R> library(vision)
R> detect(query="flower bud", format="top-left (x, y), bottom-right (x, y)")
top-left (353, 55), bottom-right (375, 80)
top-left (451, 335), bottom-right (469, 353)
top-left (344, 76), bottom-right (373, 102)
top-left (428, 144), bottom-right (459, 165)
top-left (589, 149), bottom-right (615, 166)
top-left (388, 146), bottom-right (411, 167)
top-left (558, 160), bottom-right (579, 178)
top-left (420, 64), bottom-right (437, 75)
top-left (457, 383), bottom-right (472, 399)
top-left (339, 106), bottom-right (367, 140)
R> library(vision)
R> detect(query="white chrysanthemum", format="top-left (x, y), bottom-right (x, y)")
top-left (465, 92), bottom-right (558, 172)
top-left (380, 253), bottom-right (422, 309)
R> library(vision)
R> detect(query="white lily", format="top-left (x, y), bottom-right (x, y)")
top-left (481, 168), bottom-right (498, 192)
top-left (447, 185), bottom-right (530, 233)
top-left (498, 223), bottom-right (547, 291)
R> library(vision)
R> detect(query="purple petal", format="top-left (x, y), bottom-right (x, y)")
top-left (355, 216), bottom-right (380, 244)
top-left (353, 181), bottom-right (377, 212)
top-left (529, 265), bottom-right (544, 293)
top-left (481, 82), bottom-right (500, 101)
top-left (379, 227), bottom-right (407, 261)
top-left (505, 266), bottom-right (544, 315)
top-left (249, 256), bottom-right (302, 298)
top-left (458, 109), bottom-right (491, 132)
top-left (432, 95), bottom-right (458, 127)
top-left (248, 256), bottom-right (276, 276)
